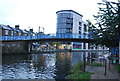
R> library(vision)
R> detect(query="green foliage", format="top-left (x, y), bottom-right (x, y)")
top-left (66, 62), bottom-right (92, 81)
top-left (115, 65), bottom-right (120, 73)
top-left (49, 42), bottom-right (61, 46)
top-left (87, 1), bottom-right (120, 48)
top-left (90, 63), bottom-right (102, 66)
top-left (66, 72), bottom-right (92, 81)
top-left (70, 62), bottom-right (84, 73)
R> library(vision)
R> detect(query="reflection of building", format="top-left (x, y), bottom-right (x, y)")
top-left (56, 10), bottom-right (89, 50)
top-left (55, 52), bottom-right (71, 79)
top-left (70, 52), bottom-right (84, 66)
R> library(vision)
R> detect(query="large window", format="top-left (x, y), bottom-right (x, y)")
top-left (66, 28), bottom-right (72, 33)
top-left (57, 28), bottom-right (66, 33)
top-left (58, 24), bottom-right (66, 28)
top-left (58, 13), bottom-right (72, 18)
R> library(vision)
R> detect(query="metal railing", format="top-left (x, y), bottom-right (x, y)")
top-left (0, 33), bottom-right (92, 41)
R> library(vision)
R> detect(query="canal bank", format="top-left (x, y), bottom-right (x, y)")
top-left (3, 51), bottom-right (116, 80)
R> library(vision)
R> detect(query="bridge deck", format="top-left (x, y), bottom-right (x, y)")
top-left (1, 33), bottom-right (95, 42)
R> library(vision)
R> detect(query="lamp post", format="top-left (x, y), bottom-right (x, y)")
top-left (39, 26), bottom-right (40, 33)
top-left (118, 1), bottom-right (120, 64)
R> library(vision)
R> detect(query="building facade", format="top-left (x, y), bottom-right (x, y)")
top-left (0, 24), bottom-right (36, 54)
top-left (56, 10), bottom-right (89, 50)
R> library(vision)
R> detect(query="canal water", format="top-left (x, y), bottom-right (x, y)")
top-left (2, 52), bottom-right (103, 79)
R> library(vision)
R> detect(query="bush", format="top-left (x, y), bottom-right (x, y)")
top-left (115, 65), bottom-right (120, 73)
top-left (66, 62), bottom-right (92, 81)
top-left (90, 63), bottom-right (102, 66)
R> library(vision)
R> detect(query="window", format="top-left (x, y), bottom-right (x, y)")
top-left (67, 17), bottom-right (71, 19)
top-left (79, 22), bottom-right (82, 26)
top-left (19, 32), bottom-right (21, 36)
top-left (11, 31), bottom-right (14, 36)
top-left (79, 26), bottom-right (81, 30)
top-left (66, 22), bottom-right (71, 24)
top-left (84, 24), bottom-right (87, 32)
top-left (5, 30), bottom-right (9, 35)
top-left (79, 36), bottom-right (81, 38)
top-left (66, 28), bottom-right (72, 33)
top-left (79, 31), bottom-right (81, 34)
top-left (57, 29), bottom-right (66, 33)
top-left (83, 43), bottom-right (86, 49)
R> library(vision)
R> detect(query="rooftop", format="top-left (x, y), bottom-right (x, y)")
top-left (56, 10), bottom-right (83, 17)
top-left (0, 24), bottom-right (13, 30)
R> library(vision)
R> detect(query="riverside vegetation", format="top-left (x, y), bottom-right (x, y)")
top-left (115, 65), bottom-right (120, 73)
top-left (66, 62), bottom-right (93, 81)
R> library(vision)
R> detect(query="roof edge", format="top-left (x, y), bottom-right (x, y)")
top-left (56, 10), bottom-right (83, 17)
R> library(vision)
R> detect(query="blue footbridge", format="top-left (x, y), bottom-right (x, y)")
top-left (1, 33), bottom-right (94, 43)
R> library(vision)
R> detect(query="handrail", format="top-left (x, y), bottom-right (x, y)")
top-left (0, 33), bottom-right (92, 41)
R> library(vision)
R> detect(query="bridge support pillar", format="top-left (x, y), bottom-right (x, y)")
top-left (24, 41), bottom-right (32, 53)
top-left (28, 42), bottom-right (32, 53)
top-left (28, 44), bottom-right (31, 52)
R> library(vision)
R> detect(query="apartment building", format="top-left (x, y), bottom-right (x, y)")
top-left (56, 10), bottom-right (89, 50)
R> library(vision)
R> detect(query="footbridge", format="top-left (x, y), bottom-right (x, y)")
top-left (1, 33), bottom-right (95, 53)
top-left (1, 33), bottom-right (95, 43)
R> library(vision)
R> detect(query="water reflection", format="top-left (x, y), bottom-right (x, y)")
top-left (55, 52), bottom-right (71, 79)
top-left (2, 51), bottom-right (104, 79)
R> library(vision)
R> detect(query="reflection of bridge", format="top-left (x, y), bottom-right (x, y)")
top-left (1, 33), bottom-right (95, 43)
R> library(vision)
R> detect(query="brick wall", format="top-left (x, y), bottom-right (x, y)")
top-left (1, 41), bottom-right (27, 54)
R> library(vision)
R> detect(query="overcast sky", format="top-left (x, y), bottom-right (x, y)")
top-left (0, 0), bottom-right (115, 34)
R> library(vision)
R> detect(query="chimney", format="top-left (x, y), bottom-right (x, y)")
top-left (29, 29), bottom-right (33, 32)
top-left (7, 25), bottom-right (10, 27)
top-left (15, 25), bottom-right (19, 29)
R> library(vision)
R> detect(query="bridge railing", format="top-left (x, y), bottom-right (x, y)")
top-left (0, 33), bottom-right (92, 41)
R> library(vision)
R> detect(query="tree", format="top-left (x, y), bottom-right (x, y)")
top-left (87, 0), bottom-right (120, 49)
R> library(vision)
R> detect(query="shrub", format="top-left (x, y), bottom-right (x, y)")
top-left (66, 62), bottom-right (92, 81)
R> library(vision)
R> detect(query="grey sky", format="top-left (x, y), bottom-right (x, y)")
top-left (0, 0), bottom-right (115, 33)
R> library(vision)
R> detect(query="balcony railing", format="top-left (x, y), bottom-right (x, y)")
top-left (0, 33), bottom-right (91, 41)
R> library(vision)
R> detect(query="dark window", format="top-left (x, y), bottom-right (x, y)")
top-left (67, 18), bottom-right (71, 19)
top-left (79, 36), bottom-right (81, 38)
top-left (66, 23), bottom-right (71, 24)
top-left (79, 22), bottom-right (82, 26)
top-left (79, 26), bottom-right (81, 30)
top-left (84, 24), bottom-right (87, 32)
top-left (83, 43), bottom-right (86, 49)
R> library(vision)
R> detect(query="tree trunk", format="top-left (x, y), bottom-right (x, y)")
top-left (119, 40), bottom-right (120, 64)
